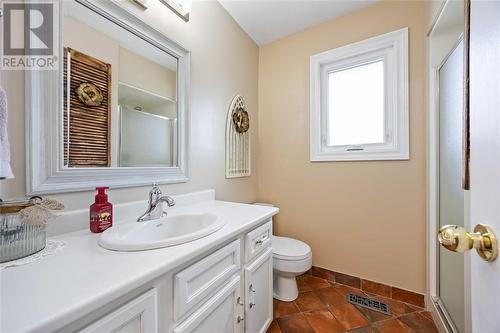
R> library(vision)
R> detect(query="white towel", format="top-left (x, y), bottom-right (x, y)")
top-left (0, 86), bottom-right (14, 179)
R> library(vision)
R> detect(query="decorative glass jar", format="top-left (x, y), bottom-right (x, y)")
top-left (0, 198), bottom-right (46, 263)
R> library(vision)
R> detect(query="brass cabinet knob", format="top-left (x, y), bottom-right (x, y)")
top-left (438, 224), bottom-right (498, 261)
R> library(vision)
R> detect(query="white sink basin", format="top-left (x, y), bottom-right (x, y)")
top-left (98, 213), bottom-right (225, 251)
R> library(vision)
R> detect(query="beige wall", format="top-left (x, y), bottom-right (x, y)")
top-left (0, 0), bottom-right (259, 210)
top-left (0, 0), bottom-right (430, 293)
top-left (258, 1), bottom-right (429, 293)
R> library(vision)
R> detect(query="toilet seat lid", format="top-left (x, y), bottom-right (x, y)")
top-left (272, 236), bottom-right (311, 260)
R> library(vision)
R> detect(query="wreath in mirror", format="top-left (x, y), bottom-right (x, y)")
top-left (75, 82), bottom-right (104, 107)
top-left (232, 107), bottom-right (250, 133)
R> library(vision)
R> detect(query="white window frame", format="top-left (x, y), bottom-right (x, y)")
top-left (310, 27), bottom-right (409, 161)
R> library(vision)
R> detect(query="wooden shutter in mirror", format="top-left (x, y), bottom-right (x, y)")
top-left (63, 47), bottom-right (111, 167)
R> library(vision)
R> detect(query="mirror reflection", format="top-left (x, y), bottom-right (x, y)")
top-left (62, 2), bottom-right (178, 168)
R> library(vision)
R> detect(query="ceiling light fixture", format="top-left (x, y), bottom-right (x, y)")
top-left (160, 0), bottom-right (191, 22)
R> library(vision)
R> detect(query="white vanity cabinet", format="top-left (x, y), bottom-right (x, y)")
top-left (173, 276), bottom-right (243, 333)
top-left (173, 240), bottom-right (244, 333)
top-left (173, 240), bottom-right (241, 322)
top-left (243, 221), bottom-right (273, 333)
top-left (79, 289), bottom-right (158, 333)
top-left (244, 248), bottom-right (273, 333)
top-left (173, 220), bottom-right (273, 333)
top-left (1, 192), bottom-right (280, 333)
top-left (61, 219), bottom-right (273, 333)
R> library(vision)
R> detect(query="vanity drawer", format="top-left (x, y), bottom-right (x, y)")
top-left (79, 289), bottom-right (158, 333)
top-left (174, 240), bottom-right (241, 321)
top-left (245, 220), bottom-right (272, 262)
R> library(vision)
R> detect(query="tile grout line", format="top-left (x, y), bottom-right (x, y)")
top-left (325, 304), bottom-right (367, 332)
top-left (273, 274), bottom-right (437, 333)
top-left (329, 280), bottom-right (425, 312)
top-left (311, 266), bottom-right (425, 308)
top-left (274, 306), bottom-right (429, 333)
top-left (362, 310), bottom-right (430, 333)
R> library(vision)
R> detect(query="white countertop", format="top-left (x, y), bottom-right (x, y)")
top-left (0, 197), bottom-right (278, 333)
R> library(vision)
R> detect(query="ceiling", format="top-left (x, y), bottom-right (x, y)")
top-left (218, 0), bottom-right (377, 45)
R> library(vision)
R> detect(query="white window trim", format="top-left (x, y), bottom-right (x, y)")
top-left (310, 27), bottom-right (409, 162)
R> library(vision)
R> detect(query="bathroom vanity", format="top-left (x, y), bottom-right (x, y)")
top-left (1, 190), bottom-right (278, 333)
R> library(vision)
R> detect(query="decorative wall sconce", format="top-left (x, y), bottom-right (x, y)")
top-left (226, 95), bottom-right (251, 178)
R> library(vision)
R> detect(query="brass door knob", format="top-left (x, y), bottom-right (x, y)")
top-left (438, 224), bottom-right (498, 261)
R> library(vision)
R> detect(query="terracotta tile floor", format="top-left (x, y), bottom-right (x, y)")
top-left (268, 274), bottom-right (439, 333)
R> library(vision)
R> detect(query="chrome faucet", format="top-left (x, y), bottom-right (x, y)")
top-left (137, 184), bottom-right (175, 222)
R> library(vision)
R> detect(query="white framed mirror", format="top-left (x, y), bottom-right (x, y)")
top-left (26, 0), bottom-right (190, 194)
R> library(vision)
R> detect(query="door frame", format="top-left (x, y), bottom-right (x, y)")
top-left (427, 1), bottom-right (471, 332)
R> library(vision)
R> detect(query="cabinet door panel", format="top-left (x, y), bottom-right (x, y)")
top-left (174, 276), bottom-right (243, 333)
top-left (244, 248), bottom-right (273, 333)
top-left (79, 289), bottom-right (157, 333)
top-left (175, 240), bottom-right (241, 321)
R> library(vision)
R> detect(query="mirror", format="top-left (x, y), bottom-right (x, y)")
top-left (26, 0), bottom-right (189, 194)
top-left (62, 1), bottom-right (178, 168)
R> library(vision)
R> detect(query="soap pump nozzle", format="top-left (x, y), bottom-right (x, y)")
top-left (95, 187), bottom-right (109, 204)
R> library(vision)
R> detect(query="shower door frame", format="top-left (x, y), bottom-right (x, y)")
top-left (427, 1), bottom-right (470, 332)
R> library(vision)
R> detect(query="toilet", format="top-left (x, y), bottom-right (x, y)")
top-left (254, 203), bottom-right (312, 302)
top-left (272, 236), bottom-right (312, 301)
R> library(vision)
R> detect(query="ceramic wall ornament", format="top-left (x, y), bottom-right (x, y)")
top-left (75, 82), bottom-right (103, 107)
top-left (226, 95), bottom-right (251, 178)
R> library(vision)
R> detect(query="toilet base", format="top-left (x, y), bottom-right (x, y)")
top-left (273, 274), bottom-right (299, 302)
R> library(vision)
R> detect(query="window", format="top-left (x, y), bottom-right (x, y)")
top-left (310, 28), bottom-right (409, 161)
top-left (328, 60), bottom-right (385, 146)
